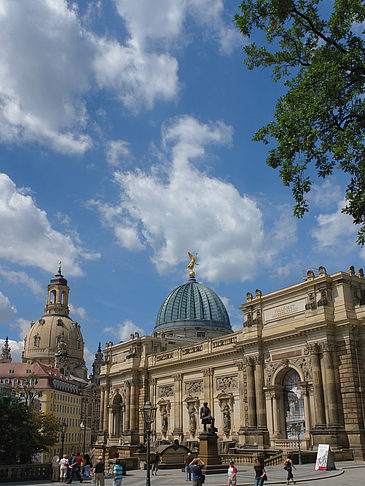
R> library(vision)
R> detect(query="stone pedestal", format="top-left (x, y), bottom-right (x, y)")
top-left (241, 428), bottom-right (270, 448)
top-left (198, 432), bottom-right (226, 474)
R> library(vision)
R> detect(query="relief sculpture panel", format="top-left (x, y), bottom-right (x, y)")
top-left (216, 375), bottom-right (237, 391)
top-left (158, 385), bottom-right (174, 397)
top-left (185, 380), bottom-right (203, 395)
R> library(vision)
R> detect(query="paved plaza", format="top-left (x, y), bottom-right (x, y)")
top-left (3, 462), bottom-right (365, 486)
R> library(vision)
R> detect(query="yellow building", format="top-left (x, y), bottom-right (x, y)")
top-left (0, 361), bottom-right (90, 462)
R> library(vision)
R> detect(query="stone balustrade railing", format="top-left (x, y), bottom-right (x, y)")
top-left (0, 464), bottom-right (52, 482)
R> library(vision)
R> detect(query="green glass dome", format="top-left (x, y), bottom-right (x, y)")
top-left (155, 276), bottom-right (231, 334)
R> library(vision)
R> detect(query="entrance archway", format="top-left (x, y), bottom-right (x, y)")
top-left (283, 369), bottom-right (305, 438)
top-left (111, 394), bottom-right (123, 437)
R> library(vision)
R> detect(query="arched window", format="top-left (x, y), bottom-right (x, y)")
top-left (50, 290), bottom-right (56, 304)
top-left (34, 334), bottom-right (40, 347)
top-left (283, 368), bottom-right (305, 439)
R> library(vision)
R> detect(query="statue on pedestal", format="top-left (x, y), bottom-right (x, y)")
top-left (200, 402), bottom-right (215, 432)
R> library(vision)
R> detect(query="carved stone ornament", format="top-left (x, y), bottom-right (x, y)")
top-left (216, 375), bottom-right (238, 391)
top-left (157, 400), bottom-right (170, 437)
top-left (264, 361), bottom-right (277, 387)
top-left (185, 380), bottom-right (203, 395)
top-left (158, 385), bottom-right (174, 397)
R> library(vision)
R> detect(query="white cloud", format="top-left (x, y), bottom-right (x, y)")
top-left (309, 179), bottom-right (342, 209)
top-left (84, 346), bottom-right (95, 375)
top-left (0, 266), bottom-right (43, 296)
top-left (14, 318), bottom-right (30, 340)
top-left (114, 0), bottom-right (241, 54)
top-left (0, 0), bottom-right (240, 153)
top-left (69, 304), bottom-right (87, 320)
top-left (106, 140), bottom-right (132, 167)
top-left (0, 0), bottom-right (179, 152)
top-left (312, 199), bottom-right (357, 249)
top-left (104, 319), bottom-right (144, 341)
top-left (0, 0), bottom-right (93, 153)
top-left (0, 338), bottom-right (24, 362)
top-left (0, 173), bottom-right (99, 275)
top-left (0, 290), bottom-right (17, 324)
top-left (93, 115), bottom-right (268, 282)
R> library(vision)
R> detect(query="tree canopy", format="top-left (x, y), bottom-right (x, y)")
top-left (234, 0), bottom-right (365, 244)
top-left (0, 396), bottom-right (59, 464)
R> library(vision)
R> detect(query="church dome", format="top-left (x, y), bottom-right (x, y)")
top-left (22, 267), bottom-right (87, 380)
top-left (154, 276), bottom-right (232, 339)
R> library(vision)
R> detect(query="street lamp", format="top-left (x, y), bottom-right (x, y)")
top-left (60, 420), bottom-right (67, 458)
top-left (80, 421), bottom-right (86, 455)
top-left (140, 401), bottom-right (157, 486)
top-left (290, 422), bottom-right (303, 465)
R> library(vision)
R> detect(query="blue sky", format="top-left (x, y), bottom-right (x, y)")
top-left (0, 0), bottom-right (364, 371)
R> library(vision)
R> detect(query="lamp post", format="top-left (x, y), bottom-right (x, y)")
top-left (80, 421), bottom-right (86, 455)
top-left (291, 422), bottom-right (303, 465)
top-left (60, 420), bottom-right (67, 458)
top-left (140, 401), bottom-right (157, 486)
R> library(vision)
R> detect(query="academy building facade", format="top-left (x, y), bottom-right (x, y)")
top-left (97, 266), bottom-right (365, 460)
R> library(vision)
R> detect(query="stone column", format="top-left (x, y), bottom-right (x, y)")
top-left (130, 375), bottom-right (138, 432)
top-left (124, 381), bottom-right (130, 431)
top-left (108, 406), bottom-right (113, 436)
top-left (237, 362), bottom-right (246, 429)
top-left (254, 355), bottom-right (267, 428)
top-left (272, 391), bottom-right (281, 438)
top-left (246, 357), bottom-right (256, 427)
top-left (99, 386), bottom-right (105, 431)
top-left (264, 390), bottom-right (273, 436)
top-left (103, 385), bottom-right (110, 432)
top-left (309, 344), bottom-right (326, 426)
top-left (173, 373), bottom-right (183, 436)
top-left (301, 383), bottom-right (311, 439)
top-left (322, 342), bottom-right (339, 425)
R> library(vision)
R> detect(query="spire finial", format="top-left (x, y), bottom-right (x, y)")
top-left (187, 252), bottom-right (198, 278)
top-left (58, 261), bottom-right (62, 274)
top-left (1, 336), bottom-right (12, 361)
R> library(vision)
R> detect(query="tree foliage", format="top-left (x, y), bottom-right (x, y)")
top-left (0, 397), bottom-right (59, 464)
top-left (234, 0), bottom-right (365, 244)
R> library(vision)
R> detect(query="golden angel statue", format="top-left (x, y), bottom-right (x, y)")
top-left (187, 252), bottom-right (198, 277)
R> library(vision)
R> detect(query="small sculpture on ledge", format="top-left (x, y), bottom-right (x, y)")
top-left (200, 402), bottom-right (216, 434)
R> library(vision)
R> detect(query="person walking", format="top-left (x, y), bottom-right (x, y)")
top-left (184, 453), bottom-right (192, 481)
top-left (113, 459), bottom-right (123, 486)
top-left (66, 453), bottom-right (83, 484)
top-left (83, 454), bottom-right (92, 478)
top-left (93, 456), bottom-right (105, 486)
top-left (59, 455), bottom-right (69, 483)
top-left (189, 458), bottom-right (205, 486)
top-left (284, 457), bottom-right (296, 484)
top-left (151, 452), bottom-right (160, 476)
top-left (253, 458), bottom-right (266, 486)
top-left (227, 461), bottom-right (237, 486)
top-left (52, 454), bottom-right (60, 481)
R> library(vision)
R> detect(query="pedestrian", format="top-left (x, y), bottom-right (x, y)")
top-left (52, 454), bottom-right (60, 481)
top-left (83, 454), bottom-right (92, 478)
top-left (284, 457), bottom-right (296, 485)
top-left (253, 458), bottom-right (266, 486)
top-left (66, 453), bottom-right (83, 484)
top-left (184, 453), bottom-right (192, 481)
top-left (59, 454), bottom-right (69, 483)
top-left (93, 456), bottom-right (105, 486)
top-left (113, 459), bottom-right (123, 486)
top-left (151, 452), bottom-right (160, 476)
top-left (189, 458), bottom-right (205, 486)
top-left (227, 461), bottom-right (237, 486)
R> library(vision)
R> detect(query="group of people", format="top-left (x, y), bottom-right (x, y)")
top-left (184, 453), bottom-right (296, 486)
top-left (51, 454), bottom-right (108, 485)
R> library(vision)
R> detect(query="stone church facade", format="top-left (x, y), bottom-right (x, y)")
top-left (97, 266), bottom-right (365, 460)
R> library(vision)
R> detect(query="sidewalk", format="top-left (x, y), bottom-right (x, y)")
top-left (3, 461), bottom-right (365, 486)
